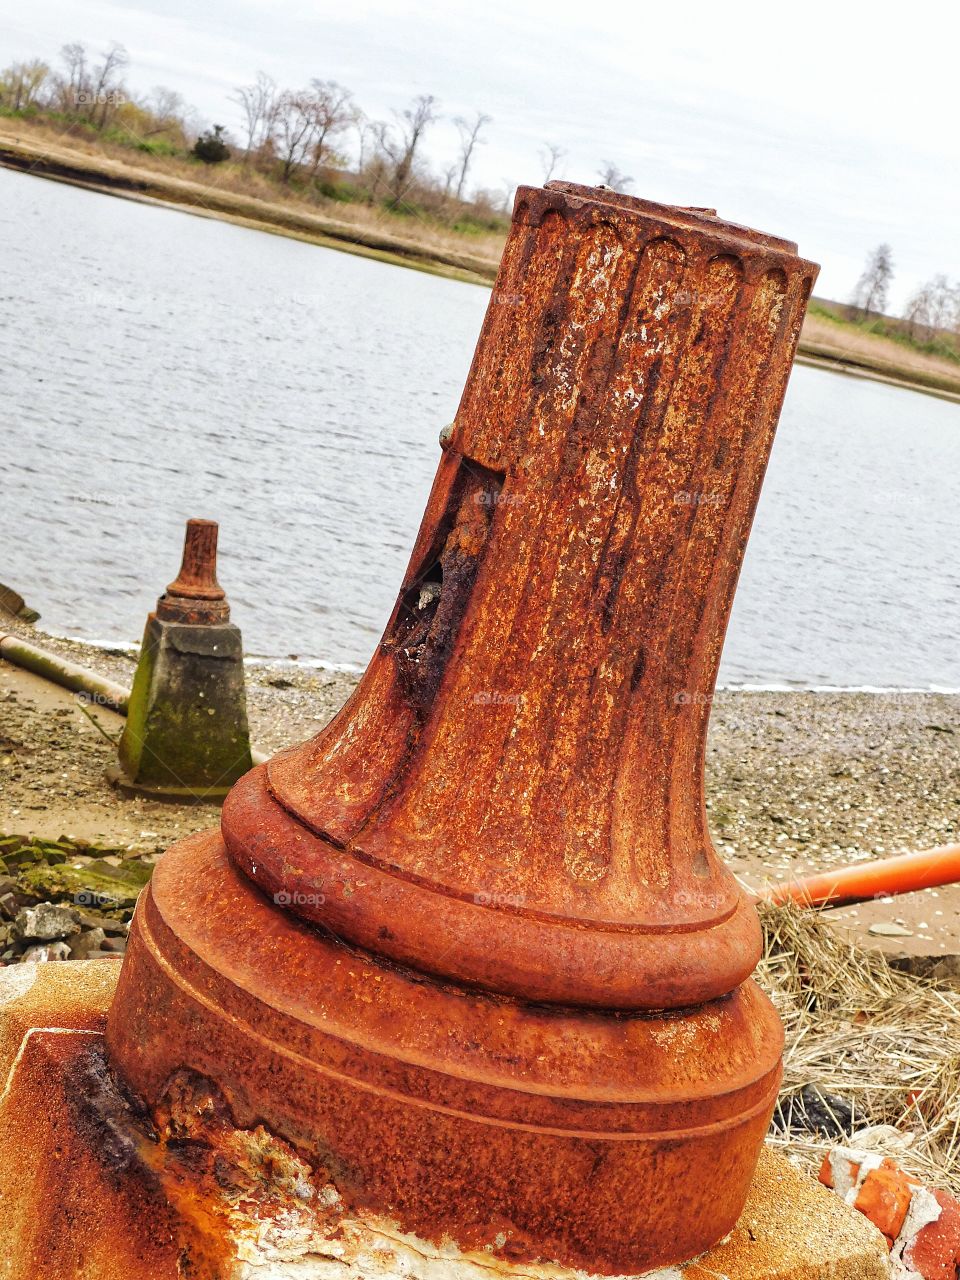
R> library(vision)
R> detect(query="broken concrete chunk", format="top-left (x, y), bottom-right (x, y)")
top-left (13, 903), bottom-right (81, 942)
top-left (821, 1147), bottom-right (960, 1277)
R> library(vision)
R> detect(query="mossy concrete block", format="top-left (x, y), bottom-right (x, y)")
top-left (116, 614), bottom-right (253, 799)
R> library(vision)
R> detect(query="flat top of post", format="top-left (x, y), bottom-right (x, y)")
top-left (161, 517), bottom-right (226, 610)
top-left (536, 180), bottom-right (800, 256)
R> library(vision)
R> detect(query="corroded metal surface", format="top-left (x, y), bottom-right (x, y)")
top-left (228, 182), bottom-right (818, 1008)
top-left (0, 966), bottom-right (884, 1280)
top-left (108, 183), bottom-right (818, 1273)
top-left (109, 830), bottom-right (783, 1274)
top-left (156, 518), bottom-right (229, 625)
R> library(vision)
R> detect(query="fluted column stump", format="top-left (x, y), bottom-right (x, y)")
top-left (113, 518), bottom-right (253, 800)
top-left (107, 185), bottom-right (818, 1273)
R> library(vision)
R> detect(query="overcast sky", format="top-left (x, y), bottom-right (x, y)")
top-left (4, 0), bottom-right (958, 307)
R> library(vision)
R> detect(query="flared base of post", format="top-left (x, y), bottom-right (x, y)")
top-left (106, 830), bottom-right (784, 1275)
top-left (105, 761), bottom-right (237, 802)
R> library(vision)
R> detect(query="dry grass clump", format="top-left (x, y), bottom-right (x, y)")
top-left (758, 903), bottom-right (960, 1190)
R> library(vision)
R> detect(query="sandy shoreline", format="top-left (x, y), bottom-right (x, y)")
top-left (2, 617), bottom-right (960, 973)
top-left (2, 619), bottom-right (957, 877)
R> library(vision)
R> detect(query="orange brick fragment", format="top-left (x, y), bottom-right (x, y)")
top-left (854, 1161), bottom-right (913, 1247)
top-left (906, 1188), bottom-right (960, 1280)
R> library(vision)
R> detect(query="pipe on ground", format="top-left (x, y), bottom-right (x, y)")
top-left (0, 633), bottom-right (268, 765)
top-left (762, 844), bottom-right (960, 908)
top-left (0, 632), bottom-right (130, 714)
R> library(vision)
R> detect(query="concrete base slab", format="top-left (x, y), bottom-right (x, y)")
top-left (0, 962), bottom-right (889, 1280)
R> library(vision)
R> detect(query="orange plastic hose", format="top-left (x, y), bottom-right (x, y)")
top-left (761, 843), bottom-right (960, 909)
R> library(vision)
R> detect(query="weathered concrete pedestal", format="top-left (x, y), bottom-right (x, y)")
top-left (0, 963), bottom-right (890, 1280)
top-left (113, 519), bottom-right (252, 800)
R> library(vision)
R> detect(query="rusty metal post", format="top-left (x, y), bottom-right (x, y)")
top-left (114, 519), bottom-right (252, 799)
top-left (107, 185), bottom-right (817, 1273)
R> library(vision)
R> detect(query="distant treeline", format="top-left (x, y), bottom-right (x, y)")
top-left (0, 42), bottom-right (633, 234)
top-left (846, 244), bottom-right (960, 362)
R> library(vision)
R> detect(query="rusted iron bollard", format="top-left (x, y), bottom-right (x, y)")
top-left (156, 517), bottom-right (230, 624)
top-left (108, 185), bottom-right (817, 1273)
top-left (114, 518), bottom-right (252, 798)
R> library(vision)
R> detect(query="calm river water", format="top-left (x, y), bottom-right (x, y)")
top-left (2, 166), bottom-right (958, 687)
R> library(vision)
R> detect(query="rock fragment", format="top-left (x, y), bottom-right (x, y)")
top-left (13, 903), bottom-right (81, 942)
top-left (19, 941), bottom-right (71, 963)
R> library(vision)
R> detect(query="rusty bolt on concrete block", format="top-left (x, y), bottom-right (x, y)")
top-left (112, 518), bottom-right (253, 800)
top-left (107, 184), bottom-right (818, 1273)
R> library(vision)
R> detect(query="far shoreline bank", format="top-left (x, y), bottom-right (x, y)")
top-left (4, 126), bottom-right (960, 406)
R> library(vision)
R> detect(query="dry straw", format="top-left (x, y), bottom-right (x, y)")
top-left (758, 902), bottom-right (960, 1189)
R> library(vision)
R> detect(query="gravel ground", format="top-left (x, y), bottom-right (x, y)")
top-left (1, 616), bottom-right (958, 895)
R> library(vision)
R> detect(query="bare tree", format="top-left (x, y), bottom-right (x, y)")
top-left (850, 243), bottom-right (894, 319)
top-left (354, 115), bottom-right (372, 169)
top-left (305, 80), bottom-right (356, 181)
top-left (88, 42), bottom-right (128, 128)
top-left (378, 94), bottom-right (439, 207)
top-left (440, 161), bottom-right (458, 201)
top-left (903, 274), bottom-right (960, 343)
top-left (268, 81), bottom-right (357, 186)
top-left (539, 142), bottom-right (566, 183)
top-left (0, 59), bottom-right (50, 112)
top-left (923, 274), bottom-right (959, 333)
top-left (453, 111), bottom-right (490, 201)
top-left (55, 42), bottom-right (88, 113)
top-left (273, 90), bottom-right (318, 183)
top-left (598, 161), bottom-right (633, 193)
top-left (232, 72), bottom-right (278, 159)
top-left (143, 86), bottom-right (185, 137)
top-left (354, 117), bottom-right (391, 203)
top-left (54, 41), bottom-right (126, 127)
